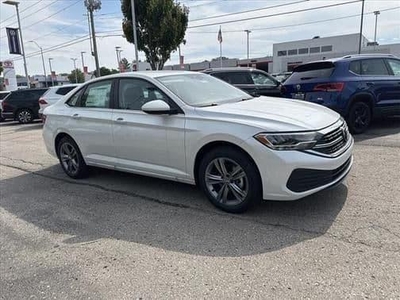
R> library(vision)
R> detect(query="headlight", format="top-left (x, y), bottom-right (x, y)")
top-left (254, 132), bottom-right (321, 150)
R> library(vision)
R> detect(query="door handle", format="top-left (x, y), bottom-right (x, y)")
top-left (72, 113), bottom-right (80, 119)
top-left (114, 117), bottom-right (126, 124)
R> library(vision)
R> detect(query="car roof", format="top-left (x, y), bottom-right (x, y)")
top-left (84, 71), bottom-right (204, 83)
top-left (48, 84), bottom-right (80, 90)
top-left (300, 54), bottom-right (398, 66)
top-left (203, 67), bottom-right (259, 73)
top-left (11, 88), bottom-right (48, 93)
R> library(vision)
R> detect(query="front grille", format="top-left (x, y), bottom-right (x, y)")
top-left (312, 122), bottom-right (350, 156)
top-left (286, 157), bottom-right (352, 193)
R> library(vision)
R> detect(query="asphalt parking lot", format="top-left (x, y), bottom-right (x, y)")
top-left (1, 118), bottom-right (399, 299)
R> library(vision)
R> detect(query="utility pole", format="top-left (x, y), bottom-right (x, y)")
top-left (29, 41), bottom-right (47, 87)
top-left (373, 11), bottom-right (380, 46)
top-left (85, 0), bottom-right (101, 77)
top-left (3, 0), bottom-right (30, 88)
top-left (71, 58), bottom-right (78, 83)
top-left (115, 46), bottom-right (123, 72)
top-left (48, 58), bottom-right (54, 86)
top-left (244, 30), bottom-right (251, 66)
top-left (131, 0), bottom-right (139, 71)
top-left (81, 51), bottom-right (86, 71)
top-left (358, 0), bottom-right (365, 54)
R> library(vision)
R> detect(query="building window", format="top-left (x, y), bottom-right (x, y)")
top-left (310, 47), bottom-right (320, 54)
top-left (321, 45), bottom-right (333, 52)
top-left (298, 48), bottom-right (308, 54)
top-left (288, 49), bottom-right (297, 55)
top-left (277, 50), bottom-right (287, 56)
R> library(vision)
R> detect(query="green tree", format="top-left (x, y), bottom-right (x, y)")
top-left (121, 0), bottom-right (189, 70)
top-left (100, 66), bottom-right (119, 76)
top-left (68, 69), bottom-right (85, 83)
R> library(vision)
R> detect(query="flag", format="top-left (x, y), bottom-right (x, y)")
top-left (6, 28), bottom-right (22, 55)
top-left (217, 26), bottom-right (222, 44)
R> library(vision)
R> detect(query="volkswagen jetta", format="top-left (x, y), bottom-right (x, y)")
top-left (42, 71), bottom-right (353, 213)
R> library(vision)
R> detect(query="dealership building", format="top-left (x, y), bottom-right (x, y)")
top-left (165, 33), bottom-right (400, 73)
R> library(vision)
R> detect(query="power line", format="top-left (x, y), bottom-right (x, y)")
top-left (190, 0), bottom-right (308, 22)
top-left (0, 0), bottom-right (44, 25)
top-left (187, 6), bottom-right (400, 34)
top-left (0, 0), bottom-right (59, 29)
top-left (188, 0), bottom-right (361, 29)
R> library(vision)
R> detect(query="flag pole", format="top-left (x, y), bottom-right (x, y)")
top-left (220, 42), bottom-right (222, 68)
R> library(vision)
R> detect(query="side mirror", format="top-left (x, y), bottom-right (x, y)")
top-left (141, 100), bottom-right (175, 115)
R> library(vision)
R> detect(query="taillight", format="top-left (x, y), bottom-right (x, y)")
top-left (313, 82), bottom-right (345, 92)
top-left (39, 98), bottom-right (48, 105)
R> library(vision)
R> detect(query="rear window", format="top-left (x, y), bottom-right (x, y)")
top-left (290, 62), bottom-right (335, 81)
top-left (56, 86), bottom-right (76, 95)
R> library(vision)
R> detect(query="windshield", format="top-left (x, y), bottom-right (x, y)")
top-left (156, 73), bottom-right (251, 107)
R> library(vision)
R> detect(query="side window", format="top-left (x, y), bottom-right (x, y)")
top-left (226, 72), bottom-right (253, 84)
top-left (250, 72), bottom-right (277, 86)
top-left (80, 80), bottom-right (112, 108)
top-left (118, 78), bottom-right (169, 111)
top-left (386, 59), bottom-right (400, 76)
top-left (349, 60), bottom-right (361, 75)
top-left (56, 86), bottom-right (76, 95)
top-left (66, 89), bottom-right (84, 107)
top-left (361, 59), bottom-right (389, 76)
top-left (212, 72), bottom-right (231, 83)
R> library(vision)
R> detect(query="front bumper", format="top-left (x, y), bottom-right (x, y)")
top-left (246, 136), bottom-right (354, 201)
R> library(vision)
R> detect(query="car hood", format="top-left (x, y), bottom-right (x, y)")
top-left (194, 96), bottom-right (340, 132)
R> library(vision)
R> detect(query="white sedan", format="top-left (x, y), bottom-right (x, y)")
top-left (42, 71), bottom-right (353, 213)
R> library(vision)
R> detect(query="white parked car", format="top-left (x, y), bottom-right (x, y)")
top-left (39, 84), bottom-right (80, 117)
top-left (42, 71), bottom-right (353, 213)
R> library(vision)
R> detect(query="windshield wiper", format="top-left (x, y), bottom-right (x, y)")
top-left (199, 103), bottom-right (218, 107)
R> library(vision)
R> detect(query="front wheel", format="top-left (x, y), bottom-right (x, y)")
top-left (57, 136), bottom-right (89, 179)
top-left (198, 147), bottom-right (261, 213)
top-left (347, 102), bottom-right (371, 134)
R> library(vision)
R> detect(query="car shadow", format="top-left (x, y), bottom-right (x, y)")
top-left (0, 120), bottom-right (42, 127)
top-left (14, 122), bottom-right (43, 132)
top-left (0, 165), bottom-right (348, 257)
top-left (354, 116), bottom-right (400, 143)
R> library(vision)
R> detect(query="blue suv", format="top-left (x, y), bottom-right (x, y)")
top-left (282, 54), bottom-right (400, 133)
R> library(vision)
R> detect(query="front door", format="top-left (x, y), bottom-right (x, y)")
top-left (111, 78), bottom-right (187, 180)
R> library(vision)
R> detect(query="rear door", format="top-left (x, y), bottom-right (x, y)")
top-left (249, 70), bottom-right (281, 97)
top-left (383, 58), bottom-right (400, 115)
top-left (357, 58), bottom-right (397, 115)
top-left (65, 80), bottom-right (115, 166)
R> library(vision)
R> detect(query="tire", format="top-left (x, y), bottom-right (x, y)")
top-left (17, 108), bottom-right (34, 124)
top-left (57, 136), bottom-right (89, 179)
top-left (347, 102), bottom-right (372, 134)
top-left (198, 146), bottom-right (261, 213)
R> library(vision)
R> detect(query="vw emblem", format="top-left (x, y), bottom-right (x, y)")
top-left (296, 84), bottom-right (301, 91)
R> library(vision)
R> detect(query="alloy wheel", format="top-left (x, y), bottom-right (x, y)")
top-left (205, 157), bottom-right (249, 206)
top-left (59, 142), bottom-right (79, 176)
top-left (18, 110), bottom-right (32, 123)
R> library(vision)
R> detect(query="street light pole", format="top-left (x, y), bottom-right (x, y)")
top-left (115, 46), bottom-right (121, 72)
top-left (373, 11), bottom-right (380, 45)
top-left (81, 51), bottom-right (86, 71)
top-left (29, 40), bottom-right (47, 87)
top-left (131, 0), bottom-right (139, 71)
top-left (71, 58), bottom-right (78, 83)
top-left (48, 58), bottom-right (54, 86)
top-left (3, 0), bottom-right (30, 88)
top-left (244, 30), bottom-right (251, 66)
top-left (358, 0), bottom-right (365, 54)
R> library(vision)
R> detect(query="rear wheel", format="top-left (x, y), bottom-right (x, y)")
top-left (17, 109), bottom-right (34, 124)
top-left (347, 102), bottom-right (371, 134)
top-left (198, 146), bottom-right (261, 213)
top-left (57, 136), bottom-right (89, 179)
